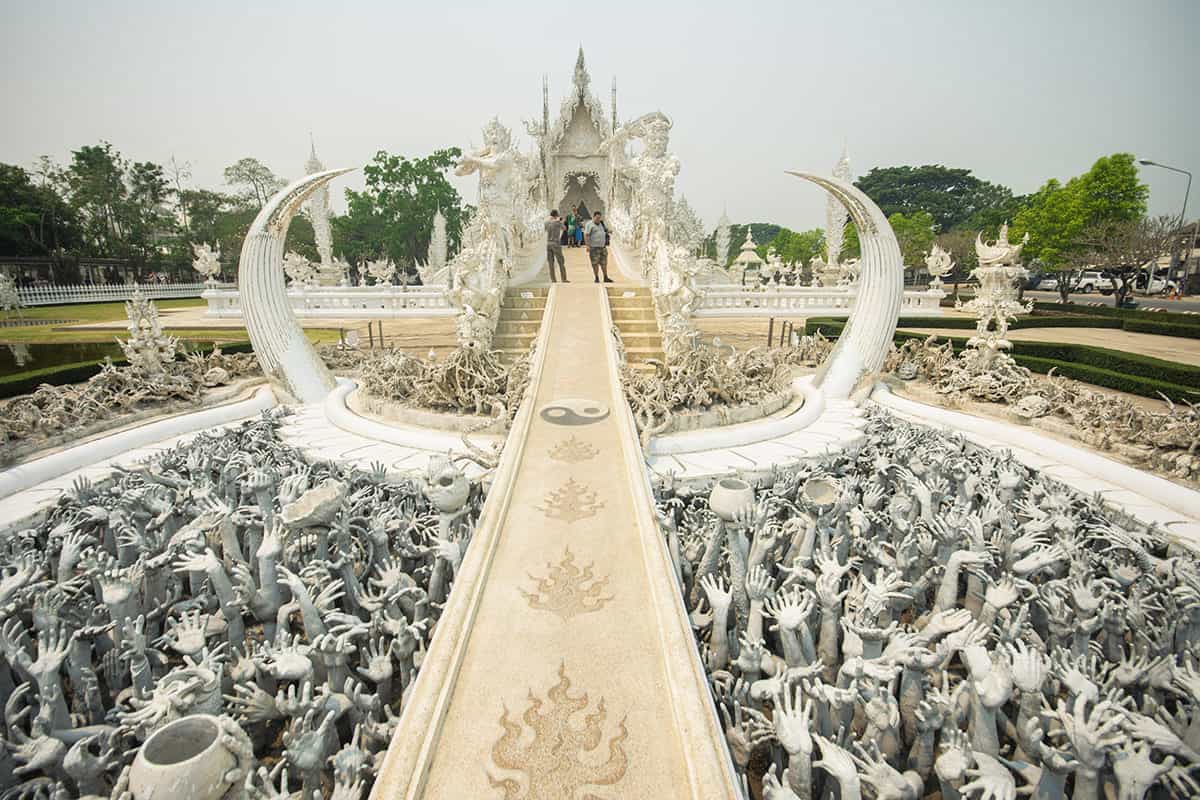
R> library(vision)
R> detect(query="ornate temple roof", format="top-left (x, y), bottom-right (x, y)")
top-left (546, 48), bottom-right (612, 154)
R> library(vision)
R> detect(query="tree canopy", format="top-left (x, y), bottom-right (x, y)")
top-left (854, 165), bottom-right (1022, 233)
top-left (1011, 152), bottom-right (1148, 269)
top-left (759, 227), bottom-right (825, 266)
top-left (222, 158), bottom-right (286, 210)
top-left (333, 148), bottom-right (467, 270)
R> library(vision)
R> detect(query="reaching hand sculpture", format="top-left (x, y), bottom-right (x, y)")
top-left (0, 411), bottom-right (485, 798)
top-left (656, 407), bottom-right (1198, 800)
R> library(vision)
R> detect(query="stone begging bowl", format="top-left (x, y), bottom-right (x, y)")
top-left (129, 715), bottom-right (238, 800)
top-left (708, 477), bottom-right (754, 522)
top-left (802, 476), bottom-right (841, 510)
top-left (279, 479), bottom-right (347, 528)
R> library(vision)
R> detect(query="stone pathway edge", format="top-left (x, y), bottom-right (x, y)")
top-left (371, 289), bottom-right (559, 799)
top-left (597, 289), bottom-right (742, 795)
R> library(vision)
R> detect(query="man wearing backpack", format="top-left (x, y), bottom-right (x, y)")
top-left (584, 210), bottom-right (613, 283)
top-left (545, 209), bottom-right (567, 282)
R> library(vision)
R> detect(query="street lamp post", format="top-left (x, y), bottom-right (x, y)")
top-left (1138, 159), bottom-right (1194, 297)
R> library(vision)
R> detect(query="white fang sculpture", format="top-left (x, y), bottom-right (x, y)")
top-left (238, 168), bottom-right (352, 402)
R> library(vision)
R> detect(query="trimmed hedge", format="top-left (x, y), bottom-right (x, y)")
top-left (1122, 318), bottom-right (1200, 339)
top-left (803, 319), bottom-right (1200, 402)
top-left (0, 341), bottom-right (254, 400)
top-left (1033, 301), bottom-right (1200, 324)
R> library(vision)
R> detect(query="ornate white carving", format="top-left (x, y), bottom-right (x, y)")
top-left (365, 258), bottom-right (397, 285)
top-left (668, 195), bottom-right (704, 252)
top-left (191, 243), bottom-right (222, 285)
top-left (825, 145), bottom-right (852, 267)
top-left (120, 290), bottom-right (179, 376)
top-left (714, 211), bottom-right (731, 267)
top-left (282, 251), bottom-right (317, 287)
top-left (303, 142), bottom-right (334, 272)
top-left (924, 242), bottom-right (954, 290)
top-left (960, 223), bottom-right (1032, 365)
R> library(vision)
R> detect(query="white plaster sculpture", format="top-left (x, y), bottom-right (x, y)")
top-left (669, 195), bottom-right (705, 253)
top-left (365, 258), bottom-right (396, 286)
top-left (786, 170), bottom-right (904, 398)
top-left (191, 243), bottom-right (222, 286)
top-left (0, 413), bottom-right (484, 799)
top-left (715, 212), bottom-right (732, 269)
top-left (961, 224), bottom-right (1032, 367)
top-left (282, 251), bottom-right (317, 288)
top-left (119, 291), bottom-right (179, 377)
top-left (237, 167), bottom-right (351, 403)
top-left (601, 111), bottom-right (679, 270)
top-left (429, 207), bottom-right (448, 279)
top-left (924, 243), bottom-right (954, 291)
top-left (303, 141), bottom-right (335, 274)
top-left (825, 146), bottom-right (852, 269)
top-left (655, 406), bottom-right (1200, 800)
top-left (731, 229), bottom-right (764, 287)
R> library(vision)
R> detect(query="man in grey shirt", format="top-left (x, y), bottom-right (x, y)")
top-left (584, 211), bottom-right (612, 283)
top-left (545, 209), bottom-right (567, 283)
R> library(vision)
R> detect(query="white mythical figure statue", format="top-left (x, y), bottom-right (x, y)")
top-left (446, 117), bottom-right (527, 349)
top-left (282, 252), bottom-right (316, 287)
top-left (714, 211), bottom-right (732, 268)
top-left (120, 290), bottom-right (178, 376)
top-left (365, 258), bottom-right (397, 285)
top-left (763, 246), bottom-right (783, 285)
top-left (455, 117), bottom-right (521, 268)
top-left (961, 223), bottom-right (1032, 366)
top-left (924, 242), bottom-right (954, 290)
top-left (191, 243), bottom-right (222, 285)
top-left (601, 111), bottom-right (679, 268)
top-left (668, 194), bottom-right (704, 252)
top-left (332, 256), bottom-right (352, 286)
top-left (655, 245), bottom-right (702, 359)
top-left (825, 146), bottom-right (852, 273)
top-left (303, 143), bottom-right (335, 272)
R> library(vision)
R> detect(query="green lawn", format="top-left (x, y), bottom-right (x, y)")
top-left (0, 300), bottom-right (340, 345)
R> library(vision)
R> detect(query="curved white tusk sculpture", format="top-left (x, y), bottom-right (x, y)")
top-left (238, 168), bottom-right (354, 403)
top-left (785, 171), bottom-right (903, 399)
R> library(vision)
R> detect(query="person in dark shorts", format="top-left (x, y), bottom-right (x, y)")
top-left (584, 211), bottom-right (612, 283)
top-left (545, 210), bottom-right (567, 282)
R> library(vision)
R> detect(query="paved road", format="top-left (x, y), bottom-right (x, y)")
top-left (1022, 289), bottom-right (1200, 313)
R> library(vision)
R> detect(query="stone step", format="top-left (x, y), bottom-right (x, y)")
top-left (506, 287), bottom-right (549, 299)
top-left (613, 320), bottom-right (660, 334)
top-left (606, 286), bottom-right (652, 298)
top-left (609, 308), bottom-right (656, 321)
top-left (623, 347), bottom-right (665, 364)
top-left (608, 296), bottom-right (654, 310)
top-left (501, 298), bottom-right (546, 311)
top-left (495, 319), bottom-right (543, 335)
top-left (499, 308), bottom-right (545, 322)
top-left (494, 333), bottom-right (537, 350)
top-left (616, 332), bottom-right (662, 348)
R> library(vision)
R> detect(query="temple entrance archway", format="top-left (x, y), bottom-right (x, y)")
top-left (558, 171), bottom-right (604, 218)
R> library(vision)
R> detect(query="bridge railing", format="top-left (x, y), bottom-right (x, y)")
top-left (202, 285), bottom-right (454, 319)
top-left (693, 285), bottom-right (945, 317)
top-left (18, 282), bottom-right (229, 306)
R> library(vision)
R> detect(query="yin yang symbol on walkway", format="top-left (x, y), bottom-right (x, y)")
top-left (539, 398), bottom-right (610, 426)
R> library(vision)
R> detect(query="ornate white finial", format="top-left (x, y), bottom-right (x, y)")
top-left (573, 46), bottom-right (590, 95)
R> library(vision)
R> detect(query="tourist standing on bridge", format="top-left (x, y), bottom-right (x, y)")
top-left (545, 210), bottom-right (567, 282)
top-left (565, 207), bottom-right (578, 247)
top-left (585, 210), bottom-right (613, 283)
top-left (575, 201), bottom-right (590, 245)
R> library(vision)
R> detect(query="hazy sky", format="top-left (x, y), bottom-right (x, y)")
top-left (2, 0), bottom-right (1197, 233)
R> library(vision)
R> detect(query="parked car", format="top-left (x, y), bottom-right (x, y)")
top-left (1037, 275), bottom-right (1060, 291)
top-left (1072, 270), bottom-right (1106, 293)
top-left (1135, 269), bottom-right (1179, 294)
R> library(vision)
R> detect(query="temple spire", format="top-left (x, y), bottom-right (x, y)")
top-left (573, 46), bottom-right (589, 96)
top-left (611, 76), bottom-right (617, 132)
top-left (542, 74), bottom-right (550, 135)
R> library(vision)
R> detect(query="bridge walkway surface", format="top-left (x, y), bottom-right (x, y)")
top-left (372, 246), bottom-right (736, 798)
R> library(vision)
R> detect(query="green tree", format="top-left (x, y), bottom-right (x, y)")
top-left (1011, 152), bottom-right (1148, 299)
top-left (854, 165), bottom-right (1018, 232)
top-left (840, 223), bottom-right (860, 260)
top-left (758, 227), bottom-right (825, 265)
top-left (887, 210), bottom-right (937, 267)
top-left (223, 157), bottom-right (286, 210)
top-left (333, 148), bottom-right (466, 271)
top-left (0, 163), bottom-right (81, 266)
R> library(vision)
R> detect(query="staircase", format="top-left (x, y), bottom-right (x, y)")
top-left (494, 287), bottom-right (548, 363)
top-left (606, 286), bottom-right (663, 370)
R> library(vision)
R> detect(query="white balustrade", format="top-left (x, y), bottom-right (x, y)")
top-left (202, 284), bottom-right (454, 319)
top-left (692, 285), bottom-right (944, 318)
top-left (17, 282), bottom-right (230, 306)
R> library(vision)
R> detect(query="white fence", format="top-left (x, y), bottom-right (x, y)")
top-left (203, 285), bottom-right (454, 319)
top-left (692, 285), bottom-right (945, 317)
top-left (18, 282), bottom-right (230, 306)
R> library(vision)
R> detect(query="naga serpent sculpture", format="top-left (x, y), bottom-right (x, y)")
top-left (785, 171), bottom-right (903, 399)
top-left (238, 168), bottom-right (354, 402)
